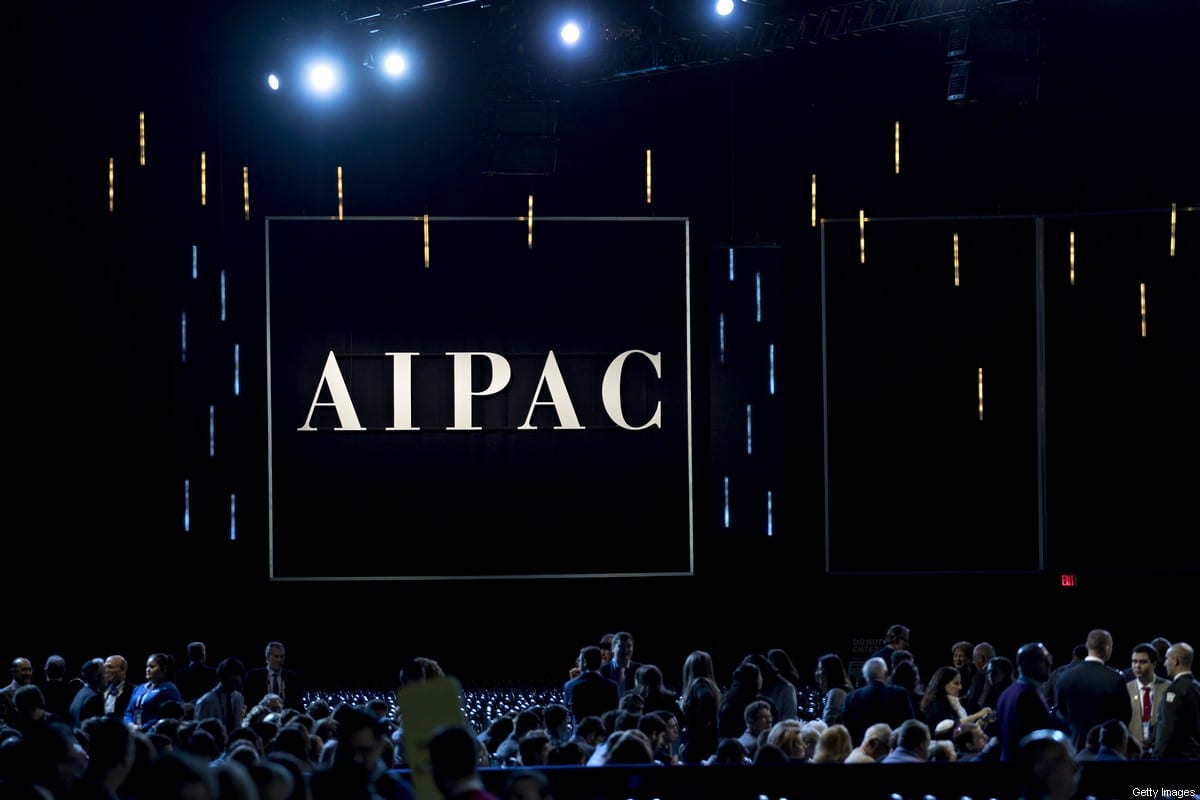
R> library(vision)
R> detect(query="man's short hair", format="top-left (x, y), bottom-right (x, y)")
top-left (335, 705), bottom-right (387, 742)
top-left (217, 657), bottom-right (246, 681)
top-left (43, 655), bottom-right (67, 679)
top-left (863, 657), bottom-right (888, 681)
top-left (895, 719), bottom-right (930, 751)
top-left (1131, 642), bottom-right (1158, 663)
top-left (743, 699), bottom-right (772, 725)
top-left (579, 646), bottom-right (603, 672)
top-left (862, 722), bottom-right (892, 749)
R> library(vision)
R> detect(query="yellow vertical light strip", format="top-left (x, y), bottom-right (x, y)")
top-left (139, 112), bottom-right (146, 166)
top-left (423, 214), bottom-right (430, 269)
top-left (200, 151), bottom-right (207, 206)
top-left (810, 174), bottom-right (817, 228)
top-left (1069, 231), bottom-right (1075, 285)
top-left (108, 157), bottom-right (114, 212)
top-left (242, 166), bottom-right (250, 221)
top-left (1169, 202), bottom-right (1176, 257)
top-left (894, 121), bottom-right (900, 174)
top-left (337, 166), bottom-right (344, 220)
top-left (527, 194), bottom-right (534, 249)
top-left (953, 232), bottom-right (960, 286)
top-left (859, 210), bottom-right (866, 264)
top-left (646, 149), bottom-right (652, 204)
top-left (978, 367), bottom-right (984, 421)
top-left (1140, 282), bottom-right (1147, 337)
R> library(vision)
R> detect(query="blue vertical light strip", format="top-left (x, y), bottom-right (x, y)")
top-left (183, 479), bottom-right (190, 532)
top-left (719, 313), bottom-right (726, 364)
top-left (723, 476), bottom-right (730, 528)
top-left (181, 311), bottom-right (187, 364)
top-left (769, 343), bottom-right (775, 395)
top-left (766, 490), bottom-right (773, 537)
top-left (209, 405), bottom-right (215, 457)
top-left (220, 270), bottom-right (227, 322)
top-left (233, 344), bottom-right (240, 396)
top-left (728, 247), bottom-right (734, 281)
top-left (746, 403), bottom-right (753, 455)
top-left (229, 493), bottom-right (237, 541)
top-left (755, 272), bottom-right (762, 322)
top-left (191, 245), bottom-right (198, 279)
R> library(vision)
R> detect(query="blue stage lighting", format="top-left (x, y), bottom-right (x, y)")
top-left (560, 21), bottom-right (581, 45)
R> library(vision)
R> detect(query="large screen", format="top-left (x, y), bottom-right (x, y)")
top-left (265, 216), bottom-right (694, 580)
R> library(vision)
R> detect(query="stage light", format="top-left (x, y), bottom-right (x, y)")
top-left (560, 21), bottom-right (581, 45)
top-left (381, 50), bottom-right (408, 76)
top-left (267, 73), bottom-right (281, 91)
top-left (716, 0), bottom-right (734, 16)
top-left (308, 60), bottom-right (340, 95)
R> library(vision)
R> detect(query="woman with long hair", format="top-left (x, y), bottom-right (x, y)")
top-left (920, 666), bottom-right (991, 736)
top-left (815, 653), bottom-right (854, 727)
top-left (744, 653), bottom-right (798, 723)
top-left (678, 650), bottom-right (721, 765)
top-left (633, 663), bottom-right (684, 720)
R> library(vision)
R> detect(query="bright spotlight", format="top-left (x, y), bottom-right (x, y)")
top-left (382, 50), bottom-right (408, 77)
top-left (307, 60), bottom-right (340, 95)
top-left (560, 21), bottom-right (581, 45)
top-left (715, 0), bottom-right (734, 15)
top-left (267, 73), bottom-right (280, 91)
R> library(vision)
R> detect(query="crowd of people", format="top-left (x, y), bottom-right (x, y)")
top-left (0, 628), bottom-right (1196, 799)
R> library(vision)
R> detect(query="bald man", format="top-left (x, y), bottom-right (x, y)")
top-left (1, 657), bottom-right (34, 723)
top-left (1155, 642), bottom-right (1199, 759)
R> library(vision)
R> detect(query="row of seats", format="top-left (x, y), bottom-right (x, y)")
top-left (305, 684), bottom-right (828, 733)
top-left (306, 685), bottom-right (567, 733)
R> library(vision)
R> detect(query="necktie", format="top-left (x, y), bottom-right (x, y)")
top-left (271, 674), bottom-right (281, 697)
top-left (227, 693), bottom-right (235, 726)
top-left (1142, 686), bottom-right (1151, 723)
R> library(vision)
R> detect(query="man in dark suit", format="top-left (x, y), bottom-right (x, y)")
top-left (101, 655), bottom-right (132, 721)
top-left (194, 657), bottom-right (247, 732)
top-left (564, 645), bottom-right (620, 725)
top-left (1053, 629), bottom-right (1130, 752)
top-left (1043, 644), bottom-right (1086, 707)
top-left (1155, 642), bottom-right (1200, 759)
top-left (995, 642), bottom-right (1068, 762)
top-left (174, 641), bottom-right (218, 704)
top-left (1, 657), bottom-right (34, 717)
top-left (38, 655), bottom-right (78, 721)
top-left (70, 658), bottom-right (109, 728)
top-left (243, 640), bottom-right (305, 711)
top-left (842, 656), bottom-right (915, 747)
top-left (598, 631), bottom-right (642, 697)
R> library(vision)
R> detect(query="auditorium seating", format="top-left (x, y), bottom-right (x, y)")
top-left (305, 686), bottom-right (1197, 800)
top-left (306, 684), bottom-right (567, 734)
top-left (304, 684), bottom-right (828, 734)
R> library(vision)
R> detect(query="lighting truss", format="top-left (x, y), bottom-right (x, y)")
top-left (558, 0), bottom-right (1023, 86)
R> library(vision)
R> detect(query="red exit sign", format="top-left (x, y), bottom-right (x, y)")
top-left (1060, 574), bottom-right (1077, 587)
